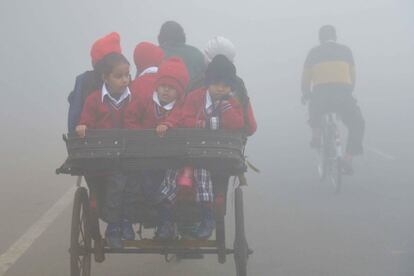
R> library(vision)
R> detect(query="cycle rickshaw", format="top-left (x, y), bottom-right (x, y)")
top-left (57, 128), bottom-right (253, 276)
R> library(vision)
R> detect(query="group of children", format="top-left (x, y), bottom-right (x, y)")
top-left (72, 28), bottom-right (256, 248)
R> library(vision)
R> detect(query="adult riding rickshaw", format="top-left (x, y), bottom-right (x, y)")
top-left (57, 128), bottom-right (253, 276)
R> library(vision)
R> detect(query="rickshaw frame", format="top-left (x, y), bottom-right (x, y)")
top-left (58, 128), bottom-right (252, 276)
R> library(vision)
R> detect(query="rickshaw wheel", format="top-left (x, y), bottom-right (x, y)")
top-left (234, 187), bottom-right (248, 276)
top-left (70, 187), bottom-right (92, 276)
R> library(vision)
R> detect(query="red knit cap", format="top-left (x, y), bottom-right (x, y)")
top-left (90, 32), bottom-right (122, 66)
top-left (133, 42), bottom-right (164, 73)
top-left (155, 57), bottom-right (189, 98)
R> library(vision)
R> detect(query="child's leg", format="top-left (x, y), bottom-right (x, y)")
top-left (156, 169), bottom-right (179, 204)
top-left (103, 171), bottom-right (127, 248)
top-left (194, 168), bottom-right (214, 203)
top-left (141, 170), bottom-right (165, 203)
top-left (103, 171), bottom-right (127, 223)
top-left (122, 173), bottom-right (141, 221)
top-left (154, 169), bottom-right (179, 240)
top-left (155, 200), bottom-right (176, 240)
top-left (193, 169), bottom-right (215, 239)
top-left (121, 173), bottom-right (141, 240)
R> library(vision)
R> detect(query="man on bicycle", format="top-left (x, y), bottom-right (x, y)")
top-left (301, 25), bottom-right (365, 174)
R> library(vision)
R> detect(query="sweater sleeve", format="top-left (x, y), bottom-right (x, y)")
top-left (301, 49), bottom-right (314, 94)
top-left (245, 101), bottom-right (257, 135)
top-left (219, 97), bottom-right (245, 130)
top-left (78, 93), bottom-right (98, 128)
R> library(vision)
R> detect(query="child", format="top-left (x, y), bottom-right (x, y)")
top-left (124, 57), bottom-right (190, 239)
top-left (130, 41), bottom-right (164, 95)
top-left (76, 33), bottom-right (138, 249)
top-left (67, 32), bottom-right (122, 132)
top-left (125, 57), bottom-right (188, 131)
top-left (181, 55), bottom-right (250, 239)
top-left (188, 36), bottom-right (257, 136)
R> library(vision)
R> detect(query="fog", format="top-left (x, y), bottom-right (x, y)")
top-left (0, 0), bottom-right (413, 275)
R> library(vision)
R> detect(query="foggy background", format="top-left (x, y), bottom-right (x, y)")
top-left (0, 0), bottom-right (413, 275)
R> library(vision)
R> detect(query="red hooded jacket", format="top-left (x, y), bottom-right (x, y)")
top-left (124, 57), bottom-right (189, 129)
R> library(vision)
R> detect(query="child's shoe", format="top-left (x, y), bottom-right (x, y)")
top-left (155, 221), bottom-right (176, 240)
top-left (105, 223), bottom-right (123, 249)
top-left (121, 220), bottom-right (135, 240)
top-left (195, 204), bottom-right (215, 240)
top-left (154, 202), bottom-right (176, 240)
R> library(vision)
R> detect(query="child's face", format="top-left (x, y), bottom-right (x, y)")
top-left (208, 82), bottom-right (232, 102)
top-left (157, 85), bottom-right (178, 105)
top-left (103, 63), bottom-right (130, 96)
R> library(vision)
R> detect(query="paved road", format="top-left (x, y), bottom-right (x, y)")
top-left (1, 100), bottom-right (413, 276)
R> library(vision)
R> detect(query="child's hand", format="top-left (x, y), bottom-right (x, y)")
top-left (156, 124), bottom-right (169, 137)
top-left (76, 125), bottom-right (87, 138)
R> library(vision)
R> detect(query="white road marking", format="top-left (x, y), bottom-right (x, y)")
top-left (368, 147), bottom-right (397, 161)
top-left (0, 185), bottom-right (76, 275)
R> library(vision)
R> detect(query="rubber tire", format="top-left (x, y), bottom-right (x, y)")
top-left (70, 187), bottom-right (92, 276)
top-left (234, 187), bottom-right (248, 276)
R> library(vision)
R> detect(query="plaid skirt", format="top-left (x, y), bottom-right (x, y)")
top-left (158, 168), bottom-right (214, 203)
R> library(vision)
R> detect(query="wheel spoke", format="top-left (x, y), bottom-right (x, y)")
top-left (79, 225), bottom-right (85, 243)
top-left (77, 256), bottom-right (82, 268)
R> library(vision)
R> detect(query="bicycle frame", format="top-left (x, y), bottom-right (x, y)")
top-left (318, 113), bottom-right (343, 193)
top-left (324, 114), bottom-right (342, 158)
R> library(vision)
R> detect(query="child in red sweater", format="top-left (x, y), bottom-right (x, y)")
top-left (181, 55), bottom-right (249, 239)
top-left (124, 57), bottom-right (190, 239)
top-left (76, 33), bottom-right (137, 249)
top-left (125, 57), bottom-right (188, 133)
top-left (130, 42), bottom-right (164, 98)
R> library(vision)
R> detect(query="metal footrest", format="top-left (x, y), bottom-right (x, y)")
top-left (102, 239), bottom-right (235, 255)
top-left (122, 238), bottom-right (217, 249)
top-left (104, 247), bottom-right (234, 255)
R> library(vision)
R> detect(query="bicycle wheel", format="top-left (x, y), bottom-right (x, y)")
top-left (317, 130), bottom-right (330, 181)
top-left (70, 187), bottom-right (92, 276)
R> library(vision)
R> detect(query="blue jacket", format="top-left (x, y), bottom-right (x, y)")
top-left (67, 71), bottom-right (101, 132)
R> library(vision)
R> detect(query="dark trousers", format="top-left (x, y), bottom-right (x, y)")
top-left (140, 170), bottom-right (165, 204)
top-left (309, 85), bottom-right (365, 155)
top-left (102, 171), bottom-right (141, 223)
